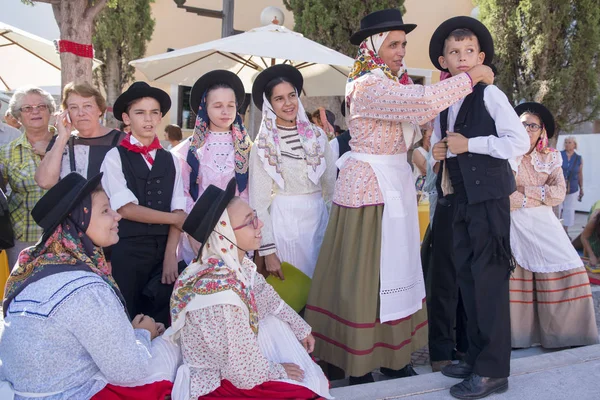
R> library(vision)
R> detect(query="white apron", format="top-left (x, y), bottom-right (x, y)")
top-left (270, 192), bottom-right (329, 279)
top-left (511, 205), bottom-right (583, 273)
top-left (337, 151), bottom-right (425, 323)
top-left (171, 315), bottom-right (334, 400)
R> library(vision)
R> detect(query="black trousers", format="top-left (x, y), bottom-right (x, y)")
top-left (452, 187), bottom-right (512, 378)
top-left (427, 194), bottom-right (468, 362)
top-left (110, 235), bottom-right (172, 325)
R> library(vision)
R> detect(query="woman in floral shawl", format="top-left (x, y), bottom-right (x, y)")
top-left (509, 102), bottom-right (598, 348)
top-left (166, 178), bottom-right (332, 399)
top-left (171, 70), bottom-right (252, 265)
top-left (0, 172), bottom-right (180, 400)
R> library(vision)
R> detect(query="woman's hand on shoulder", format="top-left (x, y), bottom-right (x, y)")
top-left (467, 65), bottom-right (494, 86)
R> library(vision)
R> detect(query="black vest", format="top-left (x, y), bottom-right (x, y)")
top-left (439, 84), bottom-right (516, 204)
top-left (117, 146), bottom-right (175, 237)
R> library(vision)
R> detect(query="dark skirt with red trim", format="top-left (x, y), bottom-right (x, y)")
top-left (91, 380), bottom-right (173, 400)
top-left (199, 379), bottom-right (321, 399)
top-left (509, 265), bottom-right (599, 348)
top-left (305, 205), bottom-right (428, 377)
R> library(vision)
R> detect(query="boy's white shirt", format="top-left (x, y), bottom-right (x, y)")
top-left (430, 84), bottom-right (530, 172)
top-left (100, 134), bottom-right (186, 212)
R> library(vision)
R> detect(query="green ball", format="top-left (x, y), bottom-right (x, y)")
top-left (266, 262), bottom-right (312, 312)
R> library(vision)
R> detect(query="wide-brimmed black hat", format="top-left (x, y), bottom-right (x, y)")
top-left (514, 102), bottom-right (556, 139)
top-left (190, 70), bottom-right (246, 114)
top-left (252, 64), bottom-right (303, 110)
top-left (183, 178), bottom-right (237, 256)
top-left (429, 16), bottom-right (494, 72)
top-left (350, 8), bottom-right (417, 46)
top-left (113, 81), bottom-right (171, 121)
top-left (32, 172), bottom-right (103, 242)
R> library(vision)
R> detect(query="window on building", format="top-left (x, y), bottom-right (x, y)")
top-left (178, 85), bottom-right (195, 130)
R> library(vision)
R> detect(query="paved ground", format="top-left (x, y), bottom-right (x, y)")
top-left (330, 344), bottom-right (600, 400)
top-left (330, 211), bottom-right (595, 390)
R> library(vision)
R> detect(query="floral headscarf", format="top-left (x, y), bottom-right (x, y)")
top-left (187, 90), bottom-right (251, 200)
top-left (167, 209), bottom-right (259, 340)
top-left (345, 32), bottom-right (411, 115)
top-left (3, 194), bottom-right (124, 316)
top-left (255, 91), bottom-right (326, 189)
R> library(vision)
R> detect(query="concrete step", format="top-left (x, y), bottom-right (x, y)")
top-left (330, 344), bottom-right (600, 399)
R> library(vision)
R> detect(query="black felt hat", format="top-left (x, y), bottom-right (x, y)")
top-left (113, 81), bottom-right (171, 122)
top-left (32, 172), bottom-right (103, 242)
top-left (350, 8), bottom-right (417, 46)
top-left (182, 178), bottom-right (237, 256)
top-left (429, 16), bottom-right (494, 72)
top-left (190, 70), bottom-right (246, 114)
top-left (514, 102), bottom-right (556, 139)
top-left (252, 64), bottom-right (303, 110)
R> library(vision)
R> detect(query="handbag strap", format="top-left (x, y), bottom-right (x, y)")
top-left (68, 136), bottom-right (76, 172)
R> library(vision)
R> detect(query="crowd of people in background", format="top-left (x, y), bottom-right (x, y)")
top-left (0, 8), bottom-right (598, 400)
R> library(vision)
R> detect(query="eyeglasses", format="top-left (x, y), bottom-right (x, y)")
top-left (19, 104), bottom-right (49, 114)
top-left (233, 210), bottom-right (259, 231)
top-left (522, 122), bottom-right (542, 132)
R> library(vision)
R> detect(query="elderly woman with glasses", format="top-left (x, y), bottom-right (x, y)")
top-left (0, 86), bottom-right (56, 268)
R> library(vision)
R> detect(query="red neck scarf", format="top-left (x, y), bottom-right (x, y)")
top-left (120, 133), bottom-right (162, 165)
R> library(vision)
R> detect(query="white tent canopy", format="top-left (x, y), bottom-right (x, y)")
top-left (130, 24), bottom-right (355, 96)
top-left (0, 22), bottom-right (101, 92)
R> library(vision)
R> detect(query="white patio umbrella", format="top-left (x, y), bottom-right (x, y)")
top-left (129, 24), bottom-right (355, 96)
top-left (0, 22), bottom-right (101, 91)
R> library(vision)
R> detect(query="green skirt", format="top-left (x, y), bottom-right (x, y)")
top-left (305, 204), bottom-right (428, 377)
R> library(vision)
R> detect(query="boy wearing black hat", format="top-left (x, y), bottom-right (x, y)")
top-left (428, 17), bottom-right (529, 399)
top-left (100, 82), bottom-right (187, 325)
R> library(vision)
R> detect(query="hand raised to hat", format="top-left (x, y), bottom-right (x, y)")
top-left (466, 65), bottom-right (494, 86)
